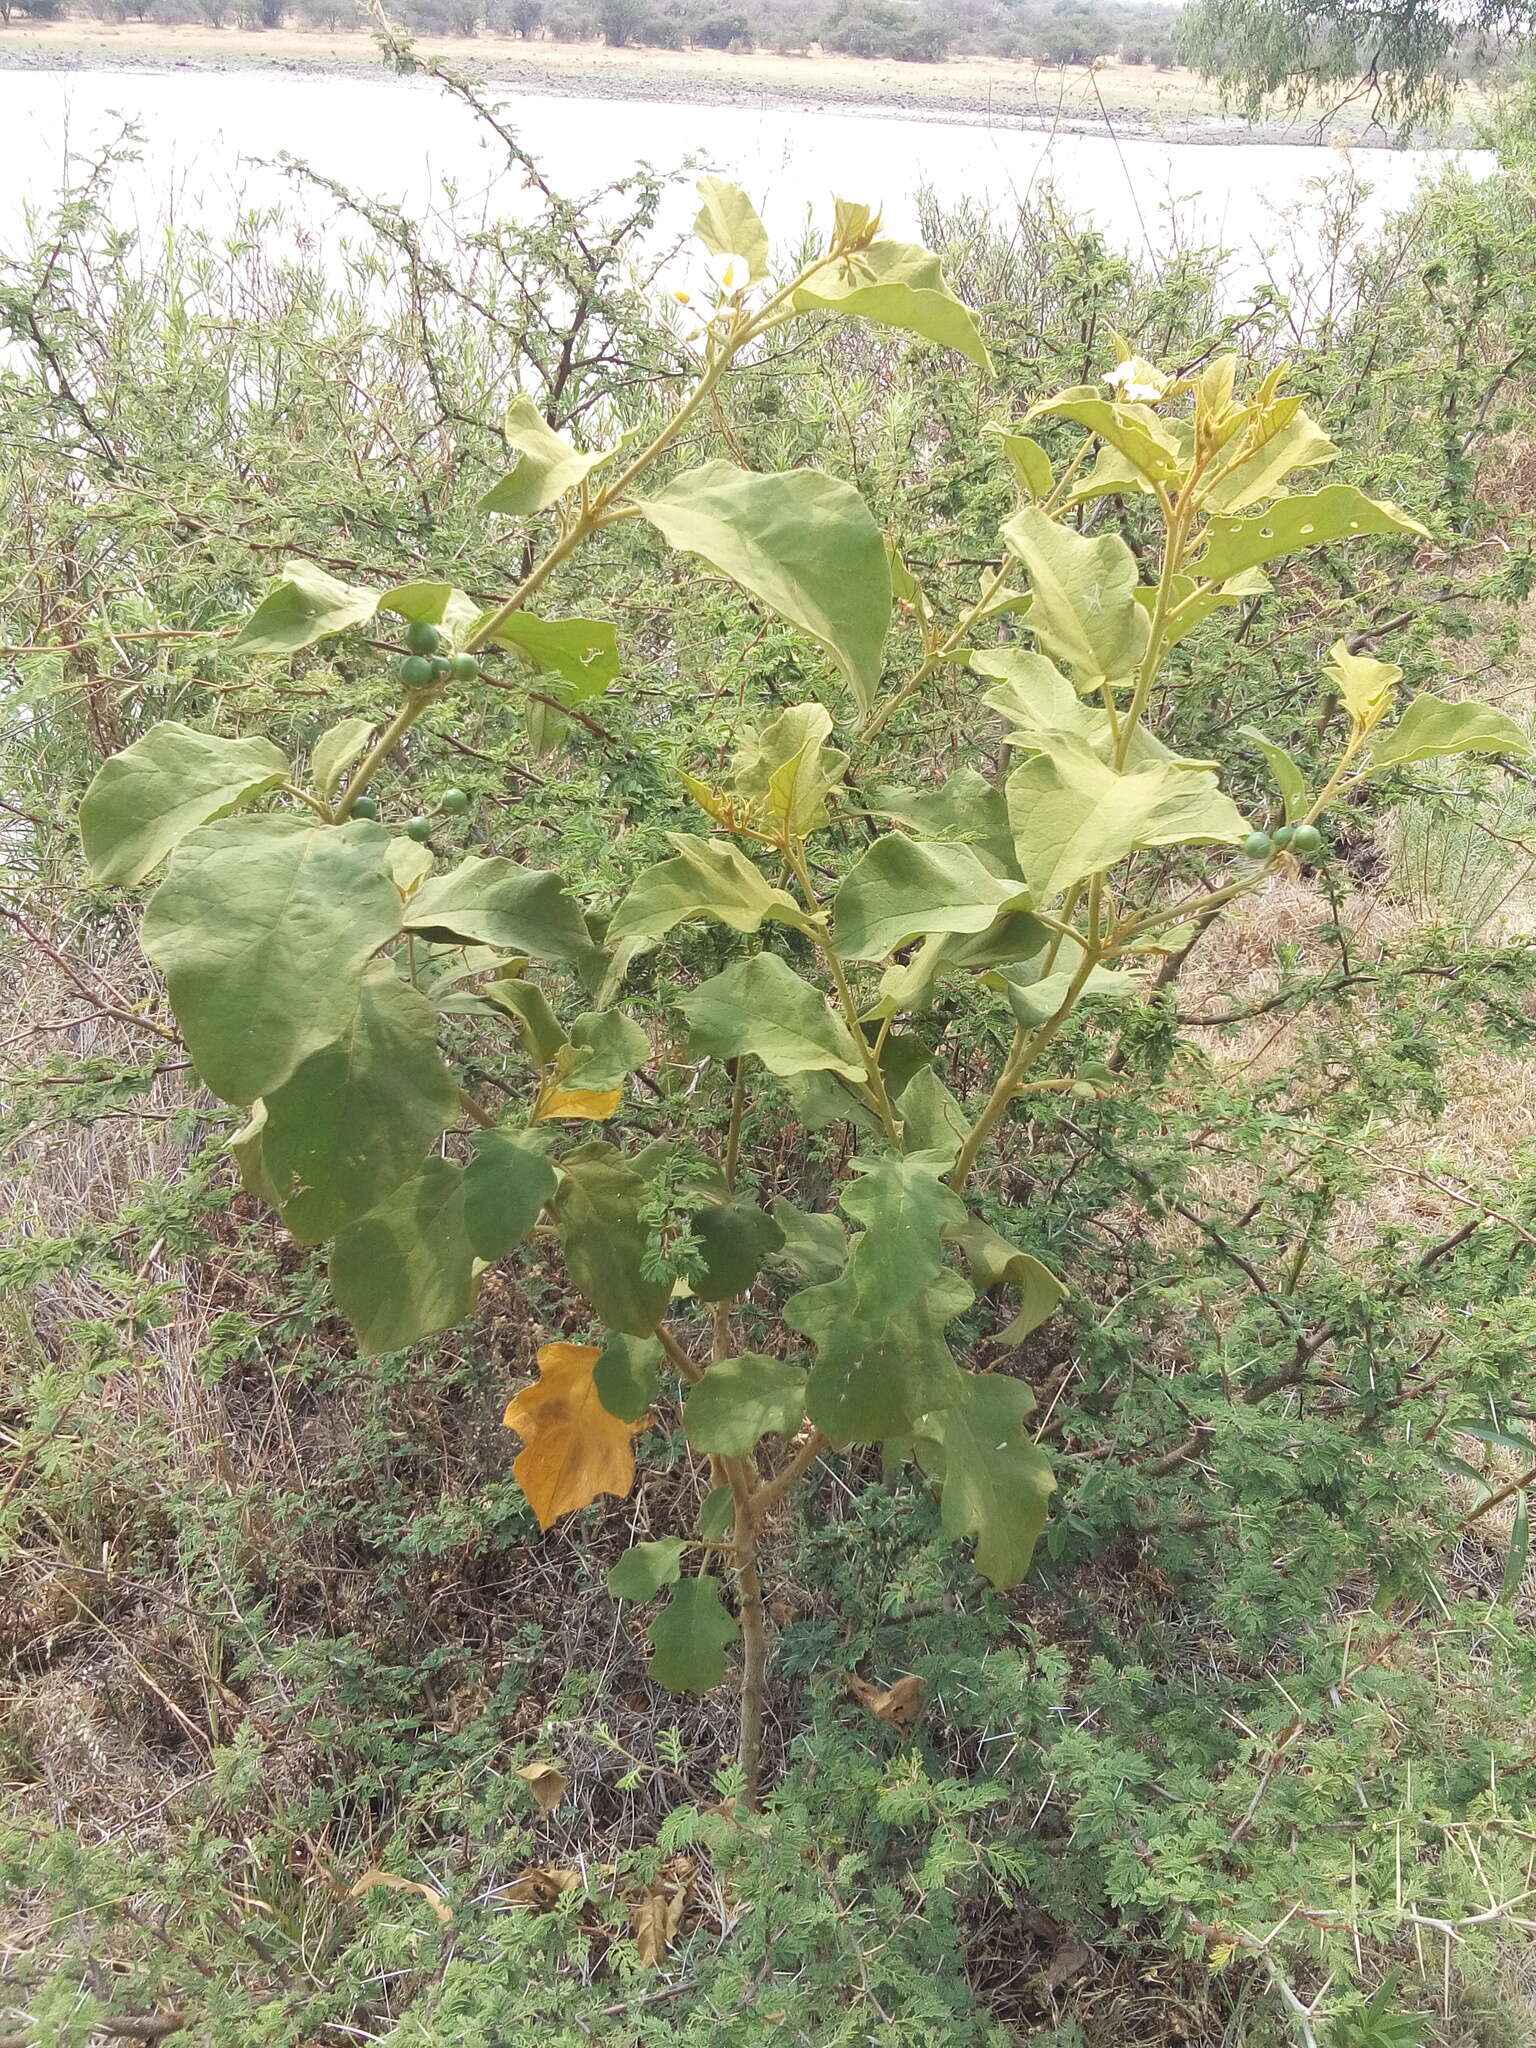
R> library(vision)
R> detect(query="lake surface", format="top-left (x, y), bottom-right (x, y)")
top-left (0, 64), bottom-right (1492, 301)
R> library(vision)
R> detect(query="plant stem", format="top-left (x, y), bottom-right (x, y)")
top-left (723, 1453), bottom-right (768, 1808)
top-left (722, 1057), bottom-right (746, 1195)
top-left (333, 688), bottom-right (440, 819)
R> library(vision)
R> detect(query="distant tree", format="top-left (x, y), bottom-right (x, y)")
top-left (1177, 0), bottom-right (1532, 123)
top-left (596, 0), bottom-right (646, 39)
top-left (695, 7), bottom-right (751, 44)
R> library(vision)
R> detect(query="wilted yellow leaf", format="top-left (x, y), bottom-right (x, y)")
top-left (503, 1342), bottom-right (649, 1529)
top-left (516, 1759), bottom-right (568, 1814)
top-left (348, 1870), bottom-right (454, 1927)
top-left (533, 1083), bottom-right (624, 1123)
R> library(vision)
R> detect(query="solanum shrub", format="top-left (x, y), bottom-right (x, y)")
top-left (76, 179), bottom-right (1529, 1817)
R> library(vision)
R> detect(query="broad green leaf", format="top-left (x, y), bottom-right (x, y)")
top-left (258, 963), bottom-right (457, 1244)
top-left (633, 461), bottom-right (891, 714)
top-left (731, 702), bottom-right (848, 839)
top-left (594, 1333), bottom-right (664, 1422)
top-left (550, 1009), bottom-right (648, 1096)
top-left (477, 612), bottom-right (620, 700)
top-left (892, 1062), bottom-right (968, 1167)
top-left (943, 1218), bottom-right (1065, 1343)
top-left (405, 856), bottom-right (594, 964)
top-left (1327, 640), bottom-right (1400, 730)
top-left (230, 559), bottom-right (378, 655)
top-left (647, 1576), bottom-right (738, 1694)
top-left (679, 954), bottom-right (867, 1084)
top-left (793, 239), bottom-right (992, 372)
top-left (693, 175), bottom-right (770, 279)
top-left (608, 835), bottom-right (807, 946)
top-left (914, 1371), bottom-right (1054, 1589)
top-left (1189, 485), bottom-right (1430, 583)
top-left (463, 1128), bottom-right (559, 1259)
top-left (1238, 724), bottom-right (1307, 821)
top-left (329, 1156), bottom-right (476, 1357)
top-left (310, 717), bottom-right (375, 801)
top-left (1025, 386), bottom-right (1184, 486)
top-left (991, 430), bottom-right (1054, 499)
top-left (1001, 505), bottom-right (1149, 689)
top-left (553, 1141), bottom-right (673, 1336)
top-left (479, 396), bottom-right (608, 516)
top-left (142, 815), bottom-right (400, 1104)
top-left (769, 1199), bottom-right (848, 1284)
top-left (378, 581), bottom-right (481, 646)
top-left (683, 1354), bottom-right (807, 1457)
top-left (608, 1538), bottom-right (687, 1602)
top-left (1367, 694), bottom-right (1530, 770)
top-left (980, 648), bottom-right (1207, 771)
top-left (476, 976), bottom-right (569, 1067)
top-left (1204, 406), bottom-right (1337, 512)
top-left (993, 959), bottom-right (1144, 1029)
top-left (387, 837), bottom-right (435, 895)
top-left (690, 1201), bottom-right (785, 1302)
top-left (1155, 566), bottom-right (1272, 652)
top-left (696, 1485), bottom-right (734, 1541)
top-left (833, 834), bottom-right (1028, 963)
top-left (1005, 733), bottom-right (1248, 903)
top-left (866, 766), bottom-right (1018, 878)
top-left (81, 722), bottom-right (290, 886)
top-left (785, 1156), bottom-right (971, 1446)
top-left (229, 1102), bottom-right (281, 1208)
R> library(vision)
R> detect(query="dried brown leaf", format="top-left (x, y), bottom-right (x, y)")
top-left (516, 1759), bottom-right (568, 1814)
top-left (846, 1670), bottom-right (926, 1729)
top-left (493, 1865), bottom-right (583, 1912)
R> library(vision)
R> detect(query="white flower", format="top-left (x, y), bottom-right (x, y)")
top-left (1104, 356), bottom-right (1169, 405)
top-left (706, 249), bottom-right (756, 297)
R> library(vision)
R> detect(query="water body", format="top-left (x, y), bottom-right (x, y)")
top-left (0, 63), bottom-right (1492, 298)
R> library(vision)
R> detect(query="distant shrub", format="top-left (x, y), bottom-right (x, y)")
top-left (695, 7), bottom-right (750, 45)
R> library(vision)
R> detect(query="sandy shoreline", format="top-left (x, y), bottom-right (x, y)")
top-left (0, 23), bottom-right (1470, 145)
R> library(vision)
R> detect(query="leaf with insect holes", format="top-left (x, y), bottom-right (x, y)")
top-left (477, 612), bottom-right (620, 700)
top-left (80, 722), bottom-right (290, 887)
top-left (646, 1576), bottom-right (738, 1693)
top-left (1188, 485), bottom-right (1429, 583)
top-left (231, 559), bottom-right (378, 654)
top-left (503, 1341), bottom-right (650, 1529)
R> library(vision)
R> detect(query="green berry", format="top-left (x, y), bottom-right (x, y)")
top-left (1273, 825), bottom-right (1295, 849)
top-left (447, 652), bottom-right (480, 682)
top-left (438, 787), bottom-right (470, 815)
top-left (406, 816), bottom-right (433, 843)
top-left (398, 654), bottom-right (436, 688)
top-left (404, 620), bottom-right (442, 656)
top-left (1242, 831), bottom-right (1272, 860)
top-left (1291, 823), bottom-right (1323, 856)
top-left (429, 655), bottom-right (453, 682)
top-left (350, 794), bottom-right (378, 820)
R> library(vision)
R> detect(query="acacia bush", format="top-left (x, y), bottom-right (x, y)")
top-left (7, 57), bottom-right (1536, 2048)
